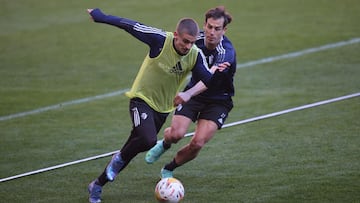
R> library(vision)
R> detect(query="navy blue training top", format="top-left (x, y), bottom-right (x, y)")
top-left (186, 31), bottom-right (237, 101)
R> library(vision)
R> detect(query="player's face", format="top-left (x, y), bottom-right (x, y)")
top-left (204, 17), bottom-right (226, 49)
top-left (173, 32), bottom-right (197, 55)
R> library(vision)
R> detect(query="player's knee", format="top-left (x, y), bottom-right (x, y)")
top-left (164, 126), bottom-right (185, 143)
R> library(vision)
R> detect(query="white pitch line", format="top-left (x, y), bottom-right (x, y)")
top-left (0, 89), bottom-right (129, 121)
top-left (0, 38), bottom-right (359, 122)
top-left (236, 38), bottom-right (360, 69)
top-left (186, 92), bottom-right (360, 136)
top-left (0, 151), bottom-right (119, 183)
top-left (1, 92), bottom-right (359, 183)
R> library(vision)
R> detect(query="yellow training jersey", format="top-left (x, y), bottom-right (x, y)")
top-left (125, 32), bottom-right (200, 113)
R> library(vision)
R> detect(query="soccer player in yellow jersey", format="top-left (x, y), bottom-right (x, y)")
top-left (86, 8), bottom-right (228, 203)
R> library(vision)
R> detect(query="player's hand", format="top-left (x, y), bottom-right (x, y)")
top-left (173, 92), bottom-right (191, 106)
top-left (86, 8), bottom-right (106, 23)
top-left (87, 9), bottom-right (94, 21)
top-left (210, 62), bottom-right (230, 73)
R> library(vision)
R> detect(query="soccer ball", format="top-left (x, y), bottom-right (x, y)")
top-left (155, 177), bottom-right (185, 203)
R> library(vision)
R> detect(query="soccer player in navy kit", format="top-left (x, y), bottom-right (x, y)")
top-left (86, 8), bottom-right (228, 203)
top-left (146, 6), bottom-right (237, 179)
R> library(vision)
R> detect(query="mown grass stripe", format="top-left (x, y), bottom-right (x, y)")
top-left (0, 38), bottom-right (359, 122)
top-left (0, 92), bottom-right (358, 183)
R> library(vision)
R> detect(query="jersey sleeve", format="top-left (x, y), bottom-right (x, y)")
top-left (211, 37), bottom-right (237, 85)
top-left (190, 50), bottom-right (213, 87)
top-left (89, 8), bottom-right (166, 57)
top-left (214, 37), bottom-right (236, 67)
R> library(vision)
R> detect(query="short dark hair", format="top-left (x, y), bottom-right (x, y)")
top-left (176, 18), bottom-right (199, 37)
top-left (205, 6), bottom-right (232, 28)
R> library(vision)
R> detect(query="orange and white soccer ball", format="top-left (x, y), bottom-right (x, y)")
top-left (155, 178), bottom-right (185, 203)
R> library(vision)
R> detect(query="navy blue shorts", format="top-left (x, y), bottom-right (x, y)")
top-left (174, 98), bottom-right (233, 129)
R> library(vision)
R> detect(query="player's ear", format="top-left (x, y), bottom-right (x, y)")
top-left (223, 26), bottom-right (227, 34)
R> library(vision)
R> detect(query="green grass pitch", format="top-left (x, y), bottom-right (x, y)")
top-left (0, 0), bottom-right (359, 202)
